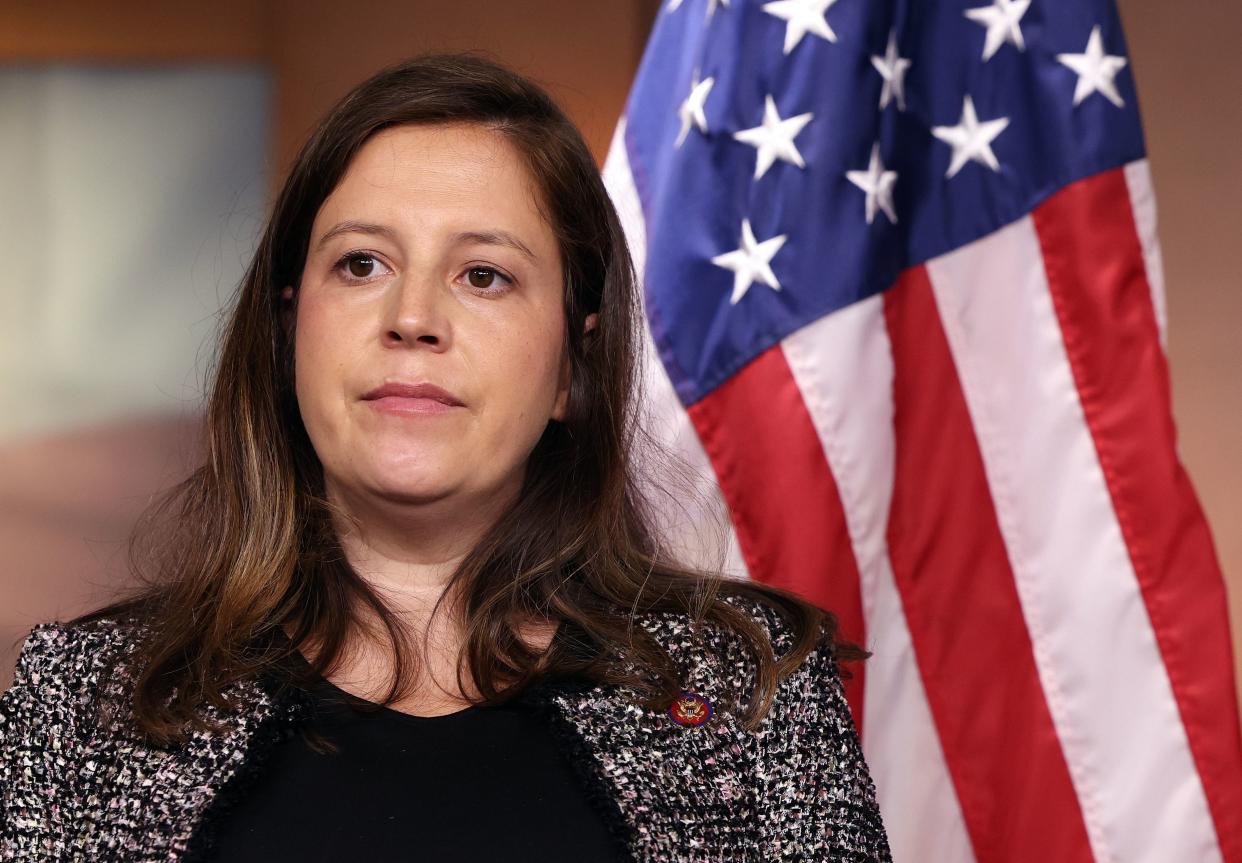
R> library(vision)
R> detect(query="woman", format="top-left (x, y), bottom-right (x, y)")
top-left (0, 54), bottom-right (891, 862)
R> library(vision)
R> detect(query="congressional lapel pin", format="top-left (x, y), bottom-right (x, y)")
top-left (667, 690), bottom-right (713, 728)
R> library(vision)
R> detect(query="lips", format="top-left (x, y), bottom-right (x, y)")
top-left (361, 381), bottom-right (465, 406)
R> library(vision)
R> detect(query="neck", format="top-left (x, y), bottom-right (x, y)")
top-left (287, 476), bottom-right (557, 706)
top-left (323, 473), bottom-right (519, 615)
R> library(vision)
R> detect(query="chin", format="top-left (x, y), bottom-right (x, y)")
top-left (363, 471), bottom-right (459, 504)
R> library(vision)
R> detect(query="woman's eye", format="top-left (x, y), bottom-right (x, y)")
top-left (464, 266), bottom-right (512, 292)
top-left (335, 252), bottom-right (391, 282)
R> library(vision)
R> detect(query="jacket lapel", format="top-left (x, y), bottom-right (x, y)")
top-left (71, 675), bottom-right (306, 861)
top-left (524, 652), bottom-right (761, 861)
top-left (172, 682), bottom-right (310, 862)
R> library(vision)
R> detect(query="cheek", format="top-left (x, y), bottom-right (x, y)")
top-left (293, 295), bottom-right (351, 423)
top-left (477, 321), bottom-right (564, 428)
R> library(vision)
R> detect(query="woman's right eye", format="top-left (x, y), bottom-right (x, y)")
top-left (334, 252), bottom-right (392, 282)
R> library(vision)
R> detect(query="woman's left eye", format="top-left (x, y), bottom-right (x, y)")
top-left (463, 266), bottom-right (513, 293)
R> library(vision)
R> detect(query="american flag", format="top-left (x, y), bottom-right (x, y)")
top-left (601, 0), bottom-right (1242, 860)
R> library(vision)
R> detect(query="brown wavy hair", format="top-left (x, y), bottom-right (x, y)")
top-left (68, 52), bottom-right (866, 747)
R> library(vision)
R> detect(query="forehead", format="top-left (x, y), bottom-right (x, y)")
top-left (314, 122), bottom-right (554, 244)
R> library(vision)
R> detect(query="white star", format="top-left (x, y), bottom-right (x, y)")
top-left (1057, 26), bottom-right (1128, 108)
top-left (762, 0), bottom-right (839, 55)
top-left (676, 72), bottom-right (715, 148)
top-left (732, 95), bottom-right (814, 180)
top-left (931, 95), bottom-right (1010, 178)
top-left (964, 0), bottom-right (1030, 62)
top-left (846, 143), bottom-right (898, 225)
top-left (711, 219), bottom-right (788, 305)
top-left (871, 30), bottom-right (912, 111)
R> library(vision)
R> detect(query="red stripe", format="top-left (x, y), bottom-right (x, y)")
top-left (1032, 168), bottom-right (1242, 863)
top-left (687, 345), bottom-right (867, 733)
top-left (883, 267), bottom-right (1094, 863)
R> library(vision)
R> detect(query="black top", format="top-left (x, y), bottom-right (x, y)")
top-left (205, 669), bottom-right (629, 862)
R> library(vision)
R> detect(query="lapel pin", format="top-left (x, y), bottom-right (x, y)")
top-left (668, 690), bottom-right (713, 728)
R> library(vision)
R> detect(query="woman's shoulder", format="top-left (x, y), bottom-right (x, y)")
top-left (2, 612), bottom-right (148, 731)
top-left (11, 611), bottom-right (145, 674)
top-left (692, 591), bottom-right (889, 858)
top-left (634, 587), bottom-right (835, 673)
top-left (621, 589), bottom-right (889, 858)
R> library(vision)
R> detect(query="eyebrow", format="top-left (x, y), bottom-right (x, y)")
top-left (453, 230), bottom-right (539, 262)
top-left (315, 221), bottom-right (399, 250)
top-left (314, 221), bottom-right (538, 262)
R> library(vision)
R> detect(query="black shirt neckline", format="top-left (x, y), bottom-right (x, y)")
top-left (310, 673), bottom-right (486, 723)
top-left (281, 618), bottom-right (576, 723)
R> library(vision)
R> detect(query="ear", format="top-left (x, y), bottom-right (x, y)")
top-left (279, 285), bottom-right (295, 337)
top-left (552, 313), bottom-right (598, 422)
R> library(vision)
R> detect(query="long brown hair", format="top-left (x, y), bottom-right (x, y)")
top-left (68, 52), bottom-right (866, 747)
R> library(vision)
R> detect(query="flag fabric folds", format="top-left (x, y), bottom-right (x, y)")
top-left (602, 1), bottom-right (1242, 861)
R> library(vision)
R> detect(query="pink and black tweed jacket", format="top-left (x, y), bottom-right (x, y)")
top-left (0, 597), bottom-right (891, 862)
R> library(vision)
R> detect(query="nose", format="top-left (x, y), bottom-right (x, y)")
top-left (380, 270), bottom-right (451, 351)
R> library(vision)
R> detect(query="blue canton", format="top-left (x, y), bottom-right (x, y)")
top-left (624, 0), bottom-right (1146, 405)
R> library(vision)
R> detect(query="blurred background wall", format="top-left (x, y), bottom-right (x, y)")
top-left (0, 0), bottom-right (1237, 706)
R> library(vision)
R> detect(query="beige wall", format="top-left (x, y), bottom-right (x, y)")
top-left (265, 0), bottom-right (658, 175)
top-left (1, 1), bottom-right (1238, 702)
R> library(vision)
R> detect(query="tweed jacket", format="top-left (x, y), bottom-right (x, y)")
top-left (0, 597), bottom-right (891, 862)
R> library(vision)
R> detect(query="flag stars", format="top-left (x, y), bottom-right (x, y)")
top-left (733, 96), bottom-right (814, 179)
top-left (712, 219), bottom-right (788, 305)
top-left (932, 95), bottom-right (1010, 178)
top-left (846, 143), bottom-right (898, 225)
top-left (871, 30), bottom-right (912, 111)
top-left (676, 72), bottom-right (715, 148)
top-left (1057, 26), bottom-right (1128, 108)
top-left (964, 0), bottom-right (1030, 62)
top-left (762, 0), bottom-right (840, 55)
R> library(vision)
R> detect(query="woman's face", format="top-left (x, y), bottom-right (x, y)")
top-left (290, 122), bottom-right (589, 525)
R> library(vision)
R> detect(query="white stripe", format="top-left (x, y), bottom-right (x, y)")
top-left (601, 119), bottom-right (647, 279)
top-left (602, 119), bottom-right (749, 580)
top-left (782, 298), bottom-right (976, 863)
top-left (925, 211), bottom-right (1221, 863)
top-left (1123, 160), bottom-right (1168, 350)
